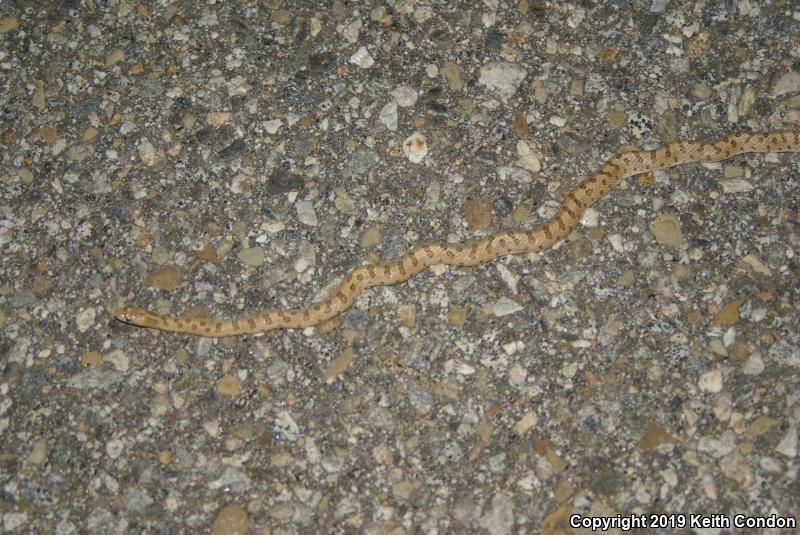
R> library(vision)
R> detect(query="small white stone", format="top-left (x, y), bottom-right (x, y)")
top-left (580, 208), bottom-right (599, 228)
top-left (722, 327), bottom-right (736, 348)
top-left (226, 75), bottom-right (251, 97)
top-left (698, 369), bottom-right (723, 393)
top-left (294, 257), bottom-right (309, 273)
top-left (456, 363), bottom-right (475, 375)
top-left (392, 85), bottom-right (418, 107)
top-left (106, 438), bottom-right (125, 459)
top-left (607, 233), bottom-right (625, 252)
top-left (515, 149), bottom-right (541, 172)
top-left (492, 296), bottom-right (523, 317)
top-left (349, 46), bottom-right (374, 68)
top-left (296, 199), bottom-right (318, 226)
top-left (496, 263), bottom-right (518, 294)
top-left (204, 419), bottom-right (220, 437)
top-left (776, 424), bottom-right (797, 458)
top-left (512, 411), bottom-right (539, 434)
top-left (549, 116), bottom-right (566, 127)
top-left (720, 179), bottom-right (754, 193)
top-left (263, 119), bottom-right (282, 134)
top-left (478, 62), bottom-right (527, 101)
top-left (274, 410), bottom-right (300, 441)
top-left (138, 137), bottom-right (156, 166)
top-left (772, 71), bottom-right (800, 97)
top-left (106, 350), bottom-right (129, 373)
top-left (742, 354), bottom-right (764, 376)
top-left (230, 174), bottom-right (253, 193)
top-left (379, 101), bottom-right (398, 131)
top-left (341, 19), bottom-right (361, 43)
top-left (402, 132), bottom-right (428, 163)
top-left (76, 308), bottom-right (96, 332)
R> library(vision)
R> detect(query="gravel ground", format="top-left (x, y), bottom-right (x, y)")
top-left (1, 1), bottom-right (799, 534)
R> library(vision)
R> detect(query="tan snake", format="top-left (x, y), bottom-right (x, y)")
top-left (114, 131), bottom-right (800, 336)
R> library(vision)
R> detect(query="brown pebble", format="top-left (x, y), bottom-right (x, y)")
top-left (80, 350), bottom-right (103, 368)
top-left (217, 375), bottom-right (241, 397)
top-left (0, 16), bottom-right (19, 33)
top-left (323, 347), bottom-right (355, 381)
top-left (638, 424), bottom-right (674, 451)
top-left (464, 197), bottom-right (492, 231)
top-left (211, 504), bottom-right (249, 535)
top-left (449, 307), bottom-right (467, 327)
top-left (144, 264), bottom-right (184, 292)
top-left (649, 213), bottom-right (683, 250)
top-left (512, 111), bottom-right (528, 137)
top-left (38, 127), bottom-right (58, 143)
top-left (197, 245), bottom-right (218, 263)
top-left (540, 503), bottom-right (572, 535)
top-left (712, 298), bottom-right (742, 326)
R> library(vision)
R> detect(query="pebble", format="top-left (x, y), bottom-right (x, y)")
top-left (741, 353), bottom-right (764, 375)
top-left (0, 16), bottom-right (19, 32)
top-left (237, 246), bottom-right (265, 266)
top-left (449, 307), bottom-right (467, 327)
top-left (638, 424), bottom-right (674, 450)
top-left (712, 299), bottom-right (741, 326)
top-left (217, 375), bottom-right (241, 397)
top-left (208, 112), bottom-right (230, 127)
top-left (26, 439), bottom-right (47, 465)
top-left (772, 71), bottom-right (800, 97)
top-left (212, 505), bottom-right (249, 535)
top-left (464, 197), bottom-right (492, 230)
top-left (478, 62), bottom-right (527, 101)
top-left (492, 297), bottom-right (523, 317)
top-left (229, 174), bottom-right (254, 193)
top-left (76, 307), bottom-right (96, 332)
top-left (359, 225), bottom-right (382, 248)
top-left (208, 468), bottom-right (252, 493)
top-left (137, 137), bottom-right (156, 166)
top-left (274, 410), bottom-right (300, 441)
top-left (515, 140), bottom-right (541, 172)
top-left (648, 213), bottom-right (683, 249)
top-left (698, 369), bottom-right (723, 393)
top-left (720, 179), bottom-right (754, 193)
top-left (105, 349), bottom-right (129, 372)
top-left (512, 411), bottom-right (538, 434)
top-left (379, 101), bottom-right (398, 131)
top-left (402, 132), bottom-right (428, 163)
top-left (295, 199), bottom-right (318, 226)
top-left (776, 424), bottom-right (797, 458)
top-left (349, 46), bottom-right (374, 68)
top-left (333, 188), bottom-right (354, 214)
top-left (106, 438), bottom-right (125, 459)
top-left (323, 347), bottom-right (355, 381)
top-left (406, 387), bottom-right (433, 414)
top-left (580, 208), bottom-right (599, 227)
top-left (144, 264), bottom-right (183, 291)
top-left (479, 493), bottom-right (515, 535)
top-left (496, 264), bottom-right (518, 294)
top-left (263, 118), bottom-right (282, 134)
top-left (66, 369), bottom-right (122, 389)
top-left (492, 196), bottom-right (513, 215)
top-left (441, 62), bottom-right (465, 90)
top-left (105, 48), bottom-right (125, 67)
top-left (608, 108), bottom-right (626, 129)
top-left (391, 85), bottom-right (417, 107)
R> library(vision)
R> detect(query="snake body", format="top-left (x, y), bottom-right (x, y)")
top-left (115, 131), bottom-right (800, 337)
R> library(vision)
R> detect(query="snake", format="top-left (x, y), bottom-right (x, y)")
top-left (114, 130), bottom-right (800, 337)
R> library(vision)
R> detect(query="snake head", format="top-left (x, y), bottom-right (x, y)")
top-left (114, 306), bottom-right (159, 327)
